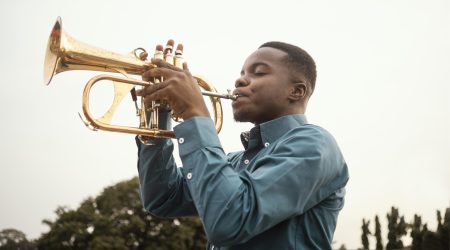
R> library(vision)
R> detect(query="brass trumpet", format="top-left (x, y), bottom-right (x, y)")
top-left (44, 17), bottom-right (236, 139)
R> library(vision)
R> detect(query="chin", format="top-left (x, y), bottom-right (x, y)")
top-left (233, 111), bottom-right (251, 123)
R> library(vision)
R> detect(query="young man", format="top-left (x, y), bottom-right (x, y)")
top-left (136, 41), bottom-right (349, 250)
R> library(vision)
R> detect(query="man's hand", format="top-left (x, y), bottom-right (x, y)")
top-left (136, 42), bottom-right (210, 120)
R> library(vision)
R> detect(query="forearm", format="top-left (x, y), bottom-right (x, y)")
top-left (137, 111), bottom-right (197, 217)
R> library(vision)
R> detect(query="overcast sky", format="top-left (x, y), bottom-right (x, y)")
top-left (0, 0), bottom-right (449, 248)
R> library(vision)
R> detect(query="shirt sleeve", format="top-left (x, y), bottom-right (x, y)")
top-left (137, 111), bottom-right (198, 217)
top-left (174, 116), bottom-right (348, 246)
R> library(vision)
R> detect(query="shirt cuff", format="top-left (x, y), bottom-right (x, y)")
top-left (173, 116), bottom-right (222, 157)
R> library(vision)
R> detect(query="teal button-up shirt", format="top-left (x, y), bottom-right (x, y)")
top-left (137, 114), bottom-right (349, 250)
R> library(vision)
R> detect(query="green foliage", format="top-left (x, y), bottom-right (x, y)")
top-left (36, 177), bottom-right (206, 250)
top-left (374, 215), bottom-right (383, 250)
top-left (410, 214), bottom-right (423, 250)
top-left (386, 206), bottom-right (407, 249)
top-left (408, 208), bottom-right (450, 250)
top-left (361, 218), bottom-right (371, 250)
top-left (440, 208), bottom-right (450, 250)
top-left (418, 208), bottom-right (449, 250)
top-left (364, 207), bottom-right (450, 250)
top-left (421, 224), bottom-right (442, 250)
top-left (0, 228), bottom-right (36, 250)
top-left (338, 244), bottom-right (347, 250)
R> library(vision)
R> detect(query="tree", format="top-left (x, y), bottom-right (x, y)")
top-left (396, 215), bottom-right (408, 248)
top-left (0, 228), bottom-right (36, 250)
top-left (386, 206), bottom-right (407, 250)
top-left (440, 208), bottom-right (450, 250)
top-left (361, 218), bottom-right (371, 250)
top-left (338, 244), bottom-right (347, 250)
top-left (421, 224), bottom-right (443, 250)
top-left (36, 177), bottom-right (206, 250)
top-left (374, 215), bottom-right (383, 250)
top-left (363, 207), bottom-right (450, 250)
top-left (420, 209), bottom-right (450, 250)
top-left (410, 214), bottom-right (423, 250)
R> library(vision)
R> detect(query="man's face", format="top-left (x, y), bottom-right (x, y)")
top-left (232, 47), bottom-right (295, 124)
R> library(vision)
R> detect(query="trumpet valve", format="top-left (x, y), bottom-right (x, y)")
top-left (153, 45), bottom-right (164, 60)
top-left (164, 40), bottom-right (175, 65)
top-left (174, 44), bottom-right (184, 68)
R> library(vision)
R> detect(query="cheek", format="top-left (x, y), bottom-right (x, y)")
top-left (256, 87), bottom-right (285, 103)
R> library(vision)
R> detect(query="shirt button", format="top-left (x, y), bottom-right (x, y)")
top-left (264, 142), bottom-right (270, 147)
top-left (178, 138), bottom-right (185, 144)
top-left (186, 172), bottom-right (192, 179)
top-left (244, 159), bottom-right (250, 165)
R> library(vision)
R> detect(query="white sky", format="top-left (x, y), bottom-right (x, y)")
top-left (0, 0), bottom-right (449, 249)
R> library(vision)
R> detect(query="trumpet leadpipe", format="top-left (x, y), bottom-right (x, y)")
top-left (202, 91), bottom-right (237, 101)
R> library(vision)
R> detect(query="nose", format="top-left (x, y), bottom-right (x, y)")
top-left (235, 75), bottom-right (249, 88)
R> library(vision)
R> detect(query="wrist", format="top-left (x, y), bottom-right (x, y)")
top-left (180, 109), bottom-right (210, 120)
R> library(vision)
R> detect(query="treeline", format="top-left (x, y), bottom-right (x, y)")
top-left (355, 206), bottom-right (449, 250)
top-left (0, 177), bottom-right (448, 249)
top-left (0, 177), bottom-right (206, 250)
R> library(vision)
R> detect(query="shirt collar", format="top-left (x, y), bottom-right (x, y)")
top-left (240, 125), bottom-right (261, 150)
top-left (240, 114), bottom-right (308, 149)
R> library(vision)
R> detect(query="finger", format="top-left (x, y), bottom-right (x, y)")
top-left (139, 51), bottom-right (148, 61)
top-left (150, 58), bottom-right (181, 70)
top-left (143, 87), bottom-right (172, 107)
top-left (153, 45), bottom-right (164, 60)
top-left (175, 43), bottom-right (184, 54)
top-left (182, 62), bottom-right (189, 71)
top-left (140, 81), bottom-right (169, 96)
top-left (143, 93), bottom-right (163, 108)
top-left (135, 87), bottom-right (154, 96)
top-left (142, 67), bottom-right (177, 81)
top-left (164, 39), bottom-right (175, 54)
top-left (174, 44), bottom-right (184, 69)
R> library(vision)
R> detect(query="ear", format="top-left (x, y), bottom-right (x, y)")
top-left (288, 82), bottom-right (307, 102)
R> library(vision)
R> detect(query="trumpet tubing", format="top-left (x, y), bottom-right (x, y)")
top-left (44, 17), bottom-right (235, 139)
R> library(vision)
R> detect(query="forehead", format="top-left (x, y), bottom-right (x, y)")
top-left (242, 47), bottom-right (288, 69)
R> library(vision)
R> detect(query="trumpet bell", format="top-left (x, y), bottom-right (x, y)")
top-left (43, 16), bottom-right (149, 86)
top-left (44, 16), bottom-right (62, 85)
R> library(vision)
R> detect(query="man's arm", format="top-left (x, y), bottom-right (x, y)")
top-left (137, 111), bottom-right (198, 217)
top-left (175, 117), bottom-right (349, 246)
top-left (136, 54), bottom-right (212, 218)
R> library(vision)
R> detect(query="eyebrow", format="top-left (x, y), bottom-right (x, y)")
top-left (240, 62), bottom-right (270, 75)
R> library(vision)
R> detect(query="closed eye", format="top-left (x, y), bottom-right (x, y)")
top-left (253, 72), bottom-right (267, 77)
top-left (253, 63), bottom-right (270, 77)
top-left (240, 62), bottom-right (270, 78)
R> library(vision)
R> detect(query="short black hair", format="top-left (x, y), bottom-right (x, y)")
top-left (259, 41), bottom-right (317, 95)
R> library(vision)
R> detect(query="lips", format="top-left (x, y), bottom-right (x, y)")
top-left (231, 92), bottom-right (249, 109)
top-left (232, 94), bottom-right (247, 104)
top-left (232, 90), bottom-right (248, 100)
